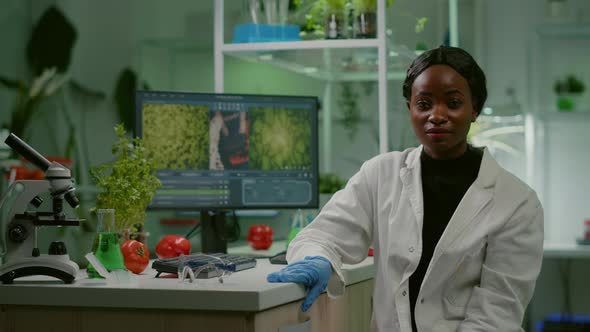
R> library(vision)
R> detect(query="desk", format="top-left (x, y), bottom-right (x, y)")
top-left (526, 243), bottom-right (590, 331)
top-left (0, 256), bottom-right (375, 332)
top-left (543, 242), bottom-right (590, 258)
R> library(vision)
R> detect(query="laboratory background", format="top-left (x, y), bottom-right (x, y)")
top-left (0, 0), bottom-right (589, 331)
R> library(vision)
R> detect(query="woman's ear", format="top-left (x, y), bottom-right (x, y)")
top-left (471, 109), bottom-right (478, 122)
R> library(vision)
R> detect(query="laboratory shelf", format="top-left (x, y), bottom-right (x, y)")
top-left (536, 110), bottom-right (590, 122)
top-left (535, 23), bottom-right (590, 39)
top-left (213, 0), bottom-right (459, 170)
top-left (221, 39), bottom-right (382, 52)
top-left (223, 44), bottom-right (413, 82)
top-left (141, 38), bottom-right (209, 52)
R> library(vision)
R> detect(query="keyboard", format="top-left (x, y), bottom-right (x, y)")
top-left (152, 253), bottom-right (257, 279)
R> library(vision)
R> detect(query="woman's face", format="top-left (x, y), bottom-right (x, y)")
top-left (408, 64), bottom-right (476, 160)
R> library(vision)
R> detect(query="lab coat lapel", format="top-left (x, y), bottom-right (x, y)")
top-left (400, 146), bottom-right (424, 233)
top-left (426, 148), bottom-right (498, 279)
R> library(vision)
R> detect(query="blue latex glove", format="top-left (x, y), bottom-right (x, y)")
top-left (267, 256), bottom-right (332, 312)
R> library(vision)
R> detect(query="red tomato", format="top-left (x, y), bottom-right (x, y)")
top-left (247, 225), bottom-right (273, 250)
top-left (9, 166), bottom-right (31, 180)
top-left (120, 240), bottom-right (150, 274)
top-left (155, 235), bottom-right (191, 259)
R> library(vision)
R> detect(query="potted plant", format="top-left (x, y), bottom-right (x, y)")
top-left (0, 6), bottom-right (105, 187)
top-left (351, 0), bottom-right (392, 38)
top-left (554, 74), bottom-right (586, 112)
top-left (318, 172), bottom-right (346, 207)
top-left (292, 0), bottom-right (343, 40)
top-left (90, 124), bottom-right (161, 240)
top-left (293, 0), bottom-right (326, 40)
top-left (352, 0), bottom-right (428, 38)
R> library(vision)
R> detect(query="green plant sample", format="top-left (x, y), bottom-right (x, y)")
top-left (141, 103), bottom-right (209, 170)
top-left (554, 75), bottom-right (586, 94)
top-left (249, 107), bottom-right (312, 170)
top-left (338, 82), bottom-right (361, 140)
top-left (352, 0), bottom-right (427, 33)
top-left (556, 96), bottom-right (576, 111)
top-left (90, 124), bottom-right (161, 230)
top-left (319, 173), bottom-right (346, 193)
top-left (325, 0), bottom-right (347, 11)
top-left (352, 0), bottom-right (394, 13)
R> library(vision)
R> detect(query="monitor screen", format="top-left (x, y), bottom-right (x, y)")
top-left (135, 90), bottom-right (319, 211)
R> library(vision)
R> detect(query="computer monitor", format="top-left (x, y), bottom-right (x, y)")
top-left (135, 90), bottom-right (319, 253)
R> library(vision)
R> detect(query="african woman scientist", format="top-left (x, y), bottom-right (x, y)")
top-left (268, 46), bottom-right (544, 332)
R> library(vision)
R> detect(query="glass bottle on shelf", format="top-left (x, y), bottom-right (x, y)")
top-left (324, 0), bottom-right (345, 39)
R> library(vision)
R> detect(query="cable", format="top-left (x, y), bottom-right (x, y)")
top-left (184, 222), bottom-right (202, 240)
top-left (203, 210), bottom-right (241, 243)
top-left (225, 210), bottom-right (241, 243)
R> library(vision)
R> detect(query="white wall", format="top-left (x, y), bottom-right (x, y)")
top-left (479, 0), bottom-right (590, 328)
top-left (1, 0), bottom-right (223, 178)
top-left (0, 1), bottom-right (31, 128)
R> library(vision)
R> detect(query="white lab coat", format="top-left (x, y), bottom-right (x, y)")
top-left (287, 146), bottom-right (544, 332)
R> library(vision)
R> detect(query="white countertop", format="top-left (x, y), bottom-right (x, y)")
top-left (3, 240), bottom-right (587, 312)
top-left (543, 242), bottom-right (590, 258)
top-left (0, 255), bottom-right (375, 312)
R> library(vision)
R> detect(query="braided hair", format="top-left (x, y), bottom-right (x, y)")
top-left (402, 46), bottom-right (487, 115)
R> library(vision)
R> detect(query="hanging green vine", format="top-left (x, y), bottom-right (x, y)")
top-left (338, 82), bottom-right (361, 140)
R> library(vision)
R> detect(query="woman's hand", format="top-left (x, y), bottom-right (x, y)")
top-left (267, 256), bottom-right (332, 312)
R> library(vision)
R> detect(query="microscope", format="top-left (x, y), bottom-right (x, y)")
top-left (0, 133), bottom-right (83, 284)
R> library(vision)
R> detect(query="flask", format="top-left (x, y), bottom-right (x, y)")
top-left (87, 209), bottom-right (126, 278)
top-left (286, 209), bottom-right (307, 249)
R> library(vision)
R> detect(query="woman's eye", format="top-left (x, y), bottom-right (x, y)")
top-left (416, 100), bottom-right (431, 110)
top-left (448, 99), bottom-right (463, 109)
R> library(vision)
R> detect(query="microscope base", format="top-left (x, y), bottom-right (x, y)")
top-left (0, 255), bottom-right (79, 284)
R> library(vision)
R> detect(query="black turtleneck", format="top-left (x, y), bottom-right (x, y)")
top-left (409, 145), bottom-right (483, 332)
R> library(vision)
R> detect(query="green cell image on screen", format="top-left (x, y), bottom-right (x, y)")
top-left (142, 103), bottom-right (209, 170)
top-left (249, 107), bottom-right (311, 170)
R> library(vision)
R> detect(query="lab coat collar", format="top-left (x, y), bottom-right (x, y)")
top-left (472, 147), bottom-right (499, 189)
top-left (400, 146), bottom-right (425, 234)
top-left (403, 145), bottom-right (499, 189)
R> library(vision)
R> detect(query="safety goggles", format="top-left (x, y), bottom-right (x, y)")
top-left (177, 254), bottom-right (233, 284)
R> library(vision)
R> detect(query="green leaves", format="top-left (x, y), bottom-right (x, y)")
top-left (319, 173), bottom-right (346, 194)
top-left (338, 82), bottom-right (361, 141)
top-left (90, 124), bottom-right (161, 230)
top-left (415, 17), bottom-right (428, 33)
top-left (142, 104), bottom-right (209, 170)
top-left (554, 75), bottom-right (586, 94)
top-left (0, 76), bottom-right (24, 90)
top-left (26, 6), bottom-right (77, 76)
top-left (249, 107), bottom-right (312, 170)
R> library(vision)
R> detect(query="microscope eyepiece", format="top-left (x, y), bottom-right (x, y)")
top-left (5, 133), bottom-right (51, 171)
top-left (64, 190), bottom-right (80, 209)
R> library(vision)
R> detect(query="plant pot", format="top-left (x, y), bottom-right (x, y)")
top-left (357, 12), bottom-right (377, 38)
top-left (556, 93), bottom-right (583, 112)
